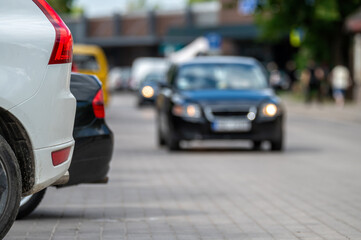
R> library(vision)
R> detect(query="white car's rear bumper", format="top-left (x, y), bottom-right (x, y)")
top-left (31, 140), bottom-right (74, 193)
top-left (9, 64), bottom-right (76, 194)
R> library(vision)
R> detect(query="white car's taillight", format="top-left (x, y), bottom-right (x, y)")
top-left (33, 0), bottom-right (73, 65)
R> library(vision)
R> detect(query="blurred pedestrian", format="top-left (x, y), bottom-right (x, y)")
top-left (267, 62), bottom-right (282, 88)
top-left (305, 60), bottom-right (324, 104)
top-left (285, 60), bottom-right (297, 90)
top-left (330, 65), bottom-right (351, 108)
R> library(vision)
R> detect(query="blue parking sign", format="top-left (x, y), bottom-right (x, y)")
top-left (206, 33), bottom-right (222, 51)
top-left (239, 0), bottom-right (258, 15)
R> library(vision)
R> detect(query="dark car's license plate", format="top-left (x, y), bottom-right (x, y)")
top-left (211, 119), bottom-right (251, 132)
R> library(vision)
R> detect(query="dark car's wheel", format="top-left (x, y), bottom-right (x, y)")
top-left (0, 135), bottom-right (21, 239)
top-left (252, 141), bottom-right (262, 150)
top-left (157, 125), bottom-right (166, 147)
top-left (156, 113), bottom-right (166, 147)
top-left (158, 134), bottom-right (166, 146)
top-left (137, 100), bottom-right (143, 108)
top-left (166, 129), bottom-right (181, 151)
top-left (271, 131), bottom-right (284, 151)
top-left (16, 189), bottom-right (46, 220)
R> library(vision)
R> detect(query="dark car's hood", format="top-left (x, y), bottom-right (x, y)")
top-left (180, 89), bottom-right (275, 106)
top-left (140, 79), bottom-right (159, 87)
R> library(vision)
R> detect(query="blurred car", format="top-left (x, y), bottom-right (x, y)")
top-left (0, 0), bottom-right (76, 237)
top-left (17, 73), bottom-right (114, 219)
top-left (130, 58), bottom-right (170, 90)
top-left (137, 73), bottom-right (166, 106)
top-left (156, 57), bottom-right (284, 151)
top-left (108, 67), bottom-right (131, 91)
top-left (73, 44), bottom-right (110, 105)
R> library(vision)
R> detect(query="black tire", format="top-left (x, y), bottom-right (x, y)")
top-left (137, 98), bottom-right (144, 108)
top-left (157, 125), bottom-right (166, 147)
top-left (166, 129), bottom-right (181, 151)
top-left (0, 135), bottom-right (22, 239)
top-left (271, 132), bottom-right (284, 151)
top-left (16, 189), bottom-right (46, 220)
top-left (156, 113), bottom-right (166, 147)
top-left (157, 132), bottom-right (166, 147)
top-left (252, 141), bottom-right (262, 151)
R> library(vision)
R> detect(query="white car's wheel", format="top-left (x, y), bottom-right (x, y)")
top-left (0, 135), bottom-right (21, 239)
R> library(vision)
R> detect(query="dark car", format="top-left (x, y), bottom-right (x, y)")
top-left (137, 73), bottom-right (166, 106)
top-left (17, 73), bottom-right (114, 219)
top-left (156, 57), bottom-right (284, 151)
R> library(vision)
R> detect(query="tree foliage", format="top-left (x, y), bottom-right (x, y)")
top-left (255, 0), bottom-right (361, 66)
top-left (47, 0), bottom-right (73, 14)
top-left (127, 0), bottom-right (147, 11)
top-left (188, 0), bottom-right (217, 5)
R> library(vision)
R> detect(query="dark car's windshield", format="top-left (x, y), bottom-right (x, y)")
top-left (175, 63), bottom-right (268, 91)
top-left (144, 73), bottom-right (165, 83)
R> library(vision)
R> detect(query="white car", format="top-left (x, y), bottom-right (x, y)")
top-left (0, 0), bottom-right (76, 238)
top-left (108, 67), bottom-right (131, 91)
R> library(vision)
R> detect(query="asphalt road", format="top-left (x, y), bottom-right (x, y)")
top-left (7, 93), bottom-right (361, 240)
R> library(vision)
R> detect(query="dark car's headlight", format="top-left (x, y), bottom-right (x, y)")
top-left (141, 86), bottom-right (155, 98)
top-left (172, 104), bottom-right (202, 118)
top-left (261, 103), bottom-right (279, 117)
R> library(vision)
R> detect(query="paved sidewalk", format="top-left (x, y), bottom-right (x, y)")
top-left (7, 93), bottom-right (361, 240)
top-left (282, 96), bottom-right (361, 125)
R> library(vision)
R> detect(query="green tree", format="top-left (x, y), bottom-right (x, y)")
top-left (255, 0), bottom-right (361, 67)
top-left (127, 0), bottom-right (147, 11)
top-left (188, 0), bottom-right (217, 5)
top-left (48, 0), bottom-right (73, 14)
top-left (126, 0), bottom-right (161, 11)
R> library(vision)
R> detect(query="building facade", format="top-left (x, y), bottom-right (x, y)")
top-left (65, 2), bottom-right (292, 68)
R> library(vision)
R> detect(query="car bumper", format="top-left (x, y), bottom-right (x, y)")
top-left (9, 64), bottom-right (76, 194)
top-left (31, 140), bottom-right (74, 193)
top-left (171, 115), bottom-right (283, 142)
top-left (139, 96), bottom-right (156, 104)
top-left (65, 119), bottom-right (114, 187)
top-left (138, 92), bottom-right (157, 104)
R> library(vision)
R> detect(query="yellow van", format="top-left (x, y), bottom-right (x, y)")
top-left (73, 44), bottom-right (109, 104)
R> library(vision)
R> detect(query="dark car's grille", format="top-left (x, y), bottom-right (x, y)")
top-left (204, 105), bottom-right (255, 121)
top-left (212, 110), bottom-right (249, 117)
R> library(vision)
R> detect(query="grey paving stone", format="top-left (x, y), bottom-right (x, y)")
top-left (6, 94), bottom-right (361, 240)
